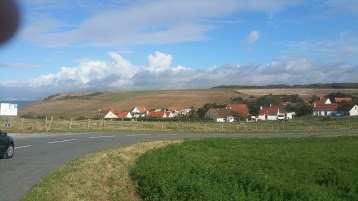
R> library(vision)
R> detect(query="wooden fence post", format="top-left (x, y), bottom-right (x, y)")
top-left (69, 118), bottom-right (73, 129)
top-left (88, 119), bottom-right (91, 129)
top-left (21, 118), bottom-right (24, 129)
top-left (49, 116), bottom-right (53, 129)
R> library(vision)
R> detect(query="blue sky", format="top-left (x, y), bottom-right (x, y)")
top-left (0, 0), bottom-right (357, 100)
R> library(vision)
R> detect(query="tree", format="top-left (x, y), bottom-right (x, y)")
top-left (231, 97), bottom-right (244, 103)
top-left (286, 103), bottom-right (313, 116)
top-left (231, 111), bottom-right (246, 121)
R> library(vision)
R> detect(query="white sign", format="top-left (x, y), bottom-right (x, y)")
top-left (0, 103), bottom-right (18, 116)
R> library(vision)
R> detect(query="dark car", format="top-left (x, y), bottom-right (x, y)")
top-left (0, 130), bottom-right (14, 159)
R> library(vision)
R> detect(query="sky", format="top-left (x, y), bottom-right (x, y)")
top-left (0, 0), bottom-right (357, 100)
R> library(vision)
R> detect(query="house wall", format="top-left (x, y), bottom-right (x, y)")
top-left (314, 110), bottom-right (335, 116)
top-left (104, 112), bottom-right (118, 119)
top-left (215, 118), bottom-right (226, 122)
top-left (267, 115), bottom-right (278, 120)
top-left (349, 105), bottom-right (358, 116)
top-left (258, 114), bottom-right (278, 120)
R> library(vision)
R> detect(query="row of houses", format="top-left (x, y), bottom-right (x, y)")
top-left (94, 97), bottom-right (358, 122)
top-left (312, 97), bottom-right (358, 116)
top-left (95, 106), bottom-right (191, 119)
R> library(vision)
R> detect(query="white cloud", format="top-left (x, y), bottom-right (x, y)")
top-left (247, 31), bottom-right (260, 44)
top-left (284, 31), bottom-right (358, 62)
top-left (242, 30), bottom-right (260, 49)
top-left (1, 51), bottom-right (357, 99)
top-left (147, 51), bottom-right (173, 72)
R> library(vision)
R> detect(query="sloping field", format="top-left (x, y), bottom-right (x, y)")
top-left (19, 89), bottom-right (240, 118)
top-left (236, 88), bottom-right (358, 99)
top-left (19, 88), bottom-right (358, 118)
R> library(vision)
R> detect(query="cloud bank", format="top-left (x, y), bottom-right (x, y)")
top-left (21, 0), bottom-right (301, 47)
top-left (1, 51), bottom-right (357, 99)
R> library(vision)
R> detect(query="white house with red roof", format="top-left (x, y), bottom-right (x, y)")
top-left (94, 108), bottom-right (118, 119)
top-left (312, 98), bottom-right (338, 116)
top-left (131, 106), bottom-right (148, 118)
top-left (226, 103), bottom-right (249, 117)
top-left (205, 108), bottom-right (235, 122)
top-left (258, 106), bottom-right (281, 120)
top-left (117, 111), bottom-right (132, 119)
top-left (147, 111), bottom-right (167, 118)
top-left (166, 106), bottom-right (190, 117)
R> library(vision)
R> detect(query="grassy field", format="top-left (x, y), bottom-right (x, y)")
top-left (18, 88), bottom-right (358, 118)
top-left (22, 136), bottom-right (358, 201)
top-left (132, 137), bottom-right (358, 200)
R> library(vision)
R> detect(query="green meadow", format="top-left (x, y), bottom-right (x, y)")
top-left (132, 136), bottom-right (358, 201)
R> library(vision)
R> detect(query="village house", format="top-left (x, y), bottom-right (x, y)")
top-left (276, 102), bottom-right (296, 119)
top-left (334, 97), bottom-right (352, 103)
top-left (225, 103), bottom-right (249, 117)
top-left (94, 108), bottom-right (118, 119)
top-left (131, 106), bottom-right (148, 118)
top-left (339, 104), bottom-right (358, 116)
top-left (117, 111), bottom-right (132, 119)
top-left (258, 106), bottom-right (281, 120)
top-left (205, 108), bottom-right (235, 122)
top-left (312, 98), bottom-right (338, 116)
top-left (166, 106), bottom-right (185, 117)
top-left (147, 111), bottom-right (167, 118)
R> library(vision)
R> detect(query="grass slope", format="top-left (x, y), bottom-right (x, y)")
top-left (19, 88), bottom-right (358, 118)
top-left (19, 89), bottom-right (239, 118)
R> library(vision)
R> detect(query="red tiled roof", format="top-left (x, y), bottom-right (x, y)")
top-left (226, 104), bottom-right (249, 116)
top-left (101, 107), bottom-right (116, 114)
top-left (207, 108), bottom-right (233, 118)
top-left (334, 97), bottom-right (352, 103)
top-left (135, 106), bottom-right (147, 113)
top-left (259, 107), bottom-right (279, 116)
top-left (118, 111), bottom-right (130, 118)
top-left (313, 103), bottom-right (338, 111)
top-left (147, 111), bottom-right (166, 118)
top-left (314, 98), bottom-right (329, 104)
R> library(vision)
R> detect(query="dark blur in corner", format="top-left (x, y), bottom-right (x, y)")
top-left (0, 0), bottom-right (20, 46)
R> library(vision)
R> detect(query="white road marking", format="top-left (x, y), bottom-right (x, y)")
top-left (158, 134), bottom-right (178, 136)
top-left (47, 139), bottom-right (77, 144)
top-left (126, 134), bottom-right (150, 137)
top-left (15, 145), bottom-right (32, 149)
top-left (89, 136), bottom-right (115, 139)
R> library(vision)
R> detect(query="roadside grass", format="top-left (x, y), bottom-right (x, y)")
top-left (1, 116), bottom-right (358, 133)
top-left (22, 140), bottom-right (183, 201)
top-left (132, 136), bottom-right (358, 200)
top-left (22, 136), bottom-right (358, 201)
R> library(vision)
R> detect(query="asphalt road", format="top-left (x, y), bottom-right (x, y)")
top-left (1, 130), bottom-right (357, 201)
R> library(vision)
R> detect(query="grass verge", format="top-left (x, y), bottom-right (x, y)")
top-left (22, 140), bottom-right (182, 201)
